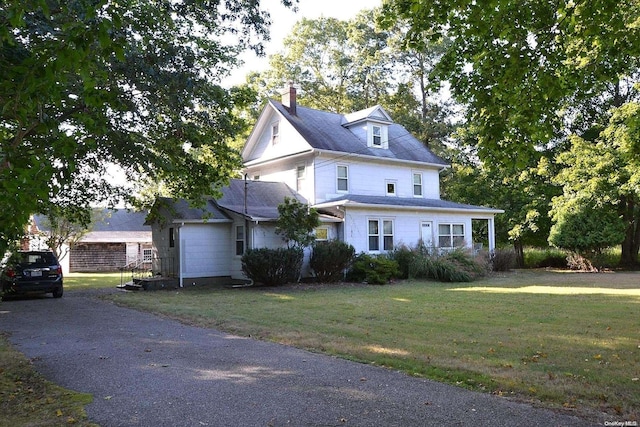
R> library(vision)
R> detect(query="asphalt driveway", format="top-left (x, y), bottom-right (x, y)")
top-left (1, 289), bottom-right (598, 427)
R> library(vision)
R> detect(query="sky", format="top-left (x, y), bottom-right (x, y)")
top-left (224, 0), bottom-right (382, 86)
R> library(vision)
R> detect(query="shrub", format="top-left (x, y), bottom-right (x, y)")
top-left (347, 253), bottom-right (400, 285)
top-left (409, 248), bottom-right (488, 282)
top-left (524, 247), bottom-right (568, 268)
top-left (241, 247), bottom-right (303, 286)
top-left (491, 248), bottom-right (517, 271)
top-left (310, 240), bottom-right (355, 282)
top-left (389, 244), bottom-right (416, 279)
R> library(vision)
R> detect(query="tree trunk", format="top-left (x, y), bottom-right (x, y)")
top-left (619, 197), bottom-right (640, 267)
top-left (513, 239), bottom-right (525, 268)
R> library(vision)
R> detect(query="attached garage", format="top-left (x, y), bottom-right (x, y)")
top-left (179, 224), bottom-right (231, 279)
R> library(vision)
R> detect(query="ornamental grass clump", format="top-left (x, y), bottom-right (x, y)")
top-left (406, 247), bottom-right (489, 282)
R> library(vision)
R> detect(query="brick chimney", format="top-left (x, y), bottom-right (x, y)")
top-left (281, 82), bottom-right (297, 116)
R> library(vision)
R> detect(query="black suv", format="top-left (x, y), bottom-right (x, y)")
top-left (1, 251), bottom-right (64, 299)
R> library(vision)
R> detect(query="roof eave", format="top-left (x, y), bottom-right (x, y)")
top-left (313, 199), bottom-right (503, 215)
top-left (315, 149), bottom-right (449, 170)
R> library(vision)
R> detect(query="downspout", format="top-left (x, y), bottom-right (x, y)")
top-left (178, 222), bottom-right (184, 288)
top-left (244, 174), bottom-right (250, 250)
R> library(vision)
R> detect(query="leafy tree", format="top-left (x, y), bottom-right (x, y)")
top-left (550, 101), bottom-right (640, 266)
top-left (381, 0), bottom-right (639, 263)
top-left (245, 8), bottom-right (453, 153)
top-left (38, 206), bottom-right (96, 262)
top-left (0, 0), bottom-right (297, 253)
top-left (548, 196), bottom-right (625, 263)
top-left (254, 12), bottom-right (391, 114)
top-left (380, 0), bottom-right (640, 168)
top-left (275, 197), bottom-right (320, 249)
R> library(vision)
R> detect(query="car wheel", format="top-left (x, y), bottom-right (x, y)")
top-left (52, 286), bottom-right (63, 298)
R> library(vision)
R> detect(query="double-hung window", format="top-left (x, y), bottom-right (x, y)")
top-left (368, 219), bottom-right (394, 252)
top-left (372, 125), bottom-right (382, 146)
top-left (337, 165), bottom-right (348, 192)
top-left (271, 123), bottom-right (279, 145)
top-left (438, 223), bottom-right (465, 248)
top-left (235, 225), bottom-right (245, 255)
top-left (296, 164), bottom-right (305, 192)
top-left (413, 172), bottom-right (423, 197)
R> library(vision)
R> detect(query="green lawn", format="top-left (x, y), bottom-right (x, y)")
top-left (65, 272), bottom-right (128, 290)
top-left (104, 270), bottom-right (640, 421)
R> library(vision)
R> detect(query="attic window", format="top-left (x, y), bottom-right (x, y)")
top-left (272, 123), bottom-right (279, 144)
top-left (372, 125), bottom-right (382, 146)
top-left (368, 123), bottom-right (388, 148)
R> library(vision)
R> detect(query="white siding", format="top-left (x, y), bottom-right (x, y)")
top-left (179, 224), bottom-right (231, 278)
top-left (244, 110), bottom-right (312, 163)
top-left (244, 154), bottom-right (316, 203)
top-left (343, 207), bottom-right (476, 254)
top-left (313, 155), bottom-right (441, 203)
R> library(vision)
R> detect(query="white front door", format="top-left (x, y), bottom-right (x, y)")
top-left (421, 221), bottom-right (433, 247)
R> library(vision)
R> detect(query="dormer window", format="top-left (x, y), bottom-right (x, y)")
top-left (368, 123), bottom-right (388, 149)
top-left (372, 125), bottom-right (382, 146)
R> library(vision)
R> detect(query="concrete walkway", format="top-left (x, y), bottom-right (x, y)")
top-left (1, 290), bottom-right (599, 426)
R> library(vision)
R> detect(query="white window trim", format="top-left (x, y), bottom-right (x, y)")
top-left (385, 180), bottom-right (397, 196)
top-left (235, 225), bottom-right (245, 256)
top-left (438, 223), bottom-right (465, 249)
top-left (142, 248), bottom-right (153, 263)
top-left (271, 122), bottom-right (280, 145)
top-left (368, 218), bottom-right (394, 252)
top-left (296, 164), bottom-right (305, 192)
top-left (413, 172), bottom-right (423, 197)
top-left (368, 122), bottom-right (388, 149)
top-left (337, 165), bottom-right (349, 193)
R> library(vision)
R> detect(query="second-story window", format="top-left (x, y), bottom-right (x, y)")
top-left (413, 172), bottom-right (423, 197)
top-left (386, 180), bottom-right (397, 196)
top-left (337, 165), bottom-right (348, 192)
top-left (296, 164), bottom-right (305, 192)
top-left (271, 123), bottom-right (279, 144)
top-left (372, 125), bottom-right (382, 146)
top-left (368, 123), bottom-right (388, 148)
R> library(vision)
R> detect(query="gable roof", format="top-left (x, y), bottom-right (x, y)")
top-left (150, 179), bottom-right (308, 223)
top-left (34, 209), bottom-right (151, 233)
top-left (151, 198), bottom-right (232, 224)
top-left (314, 194), bottom-right (504, 214)
top-left (268, 100), bottom-right (449, 167)
top-left (342, 105), bottom-right (393, 125)
top-left (217, 179), bottom-right (307, 220)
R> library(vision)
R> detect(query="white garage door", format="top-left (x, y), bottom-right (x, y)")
top-left (180, 224), bottom-right (231, 278)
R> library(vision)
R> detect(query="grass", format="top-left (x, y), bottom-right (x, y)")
top-left (65, 272), bottom-right (127, 290)
top-left (0, 333), bottom-right (96, 427)
top-left (0, 272), bottom-right (121, 427)
top-left (103, 270), bottom-right (640, 421)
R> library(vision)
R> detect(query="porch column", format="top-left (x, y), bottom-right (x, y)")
top-left (488, 217), bottom-right (496, 252)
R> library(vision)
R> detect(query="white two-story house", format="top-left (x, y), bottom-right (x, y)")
top-left (148, 85), bottom-right (502, 284)
top-left (242, 85), bottom-right (502, 256)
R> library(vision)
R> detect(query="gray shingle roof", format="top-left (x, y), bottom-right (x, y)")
top-left (153, 198), bottom-right (231, 222)
top-left (270, 100), bottom-right (449, 166)
top-left (34, 210), bottom-right (151, 233)
top-left (316, 194), bottom-right (503, 213)
top-left (153, 180), bottom-right (308, 223)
